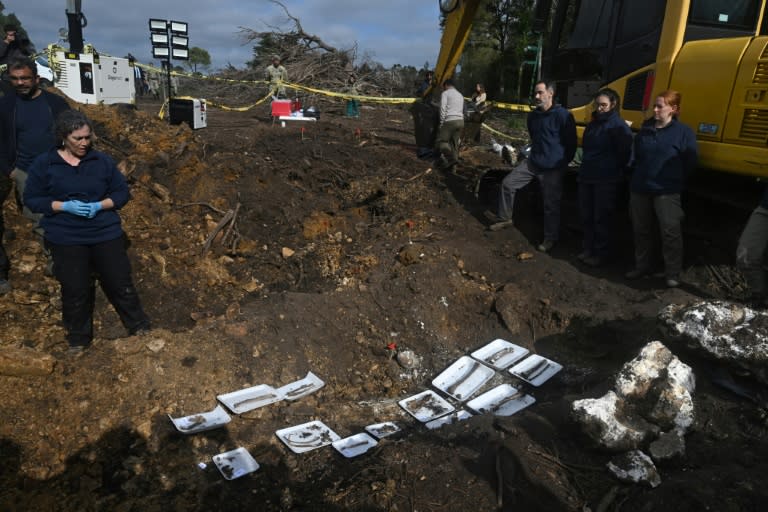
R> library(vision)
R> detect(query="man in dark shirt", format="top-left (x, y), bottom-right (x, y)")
top-left (486, 80), bottom-right (577, 253)
top-left (0, 58), bottom-right (70, 293)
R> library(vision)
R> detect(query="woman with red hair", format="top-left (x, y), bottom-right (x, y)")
top-left (625, 90), bottom-right (698, 288)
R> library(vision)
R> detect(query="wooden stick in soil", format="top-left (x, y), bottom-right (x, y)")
top-left (221, 202), bottom-right (241, 247)
top-left (202, 209), bottom-right (235, 255)
top-left (178, 202), bottom-right (226, 215)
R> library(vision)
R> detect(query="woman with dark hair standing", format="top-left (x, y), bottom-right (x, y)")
top-left (24, 110), bottom-right (150, 353)
top-left (577, 88), bottom-right (633, 266)
top-left (625, 90), bottom-right (698, 287)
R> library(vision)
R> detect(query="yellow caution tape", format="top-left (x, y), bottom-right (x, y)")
top-left (35, 44), bottom-right (534, 120)
top-left (480, 122), bottom-right (528, 142)
top-left (490, 101), bottom-right (533, 112)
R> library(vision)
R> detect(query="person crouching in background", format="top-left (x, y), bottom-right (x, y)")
top-left (24, 110), bottom-right (150, 353)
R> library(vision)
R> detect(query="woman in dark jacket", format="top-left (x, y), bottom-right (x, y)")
top-left (625, 89), bottom-right (698, 287)
top-left (577, 88), bottom-right (633, 266)
top-left (24, 111), bottom-right (150, 353)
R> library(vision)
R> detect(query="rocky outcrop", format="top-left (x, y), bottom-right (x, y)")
top-left (571, 341), bottom-right (696, 487)
top-left (659, 300), bottom-right (768, 384)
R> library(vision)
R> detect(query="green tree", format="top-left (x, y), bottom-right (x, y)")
top-left (187, 46), bottom-right (211, 73)
top-left (459, 0), bottom-right (538, 102)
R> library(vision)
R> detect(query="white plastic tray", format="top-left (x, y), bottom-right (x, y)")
top-left (217, 384), bottom-right (283, 414)
top-left (332, 433), bottom-right (378, 458)
top-left (279, 115), bottom-right (317, 122)
top-left (509, 354), bottom-right (563, 387)
top-left (276, 371), bottom-right (325, 401)
top-left (398, 390), bottom-right (455, 423)
top-left (471, 339), bottom-right (530, 370)
top-left (275, 420), bottom-right (341, 454)
top-left (425, 409), bottom-right (473, 430)
top-left (168, 404), bottom-right (231, 434)
top-left (212, 447), bottom-right (260, 480)
top-left (431, 355), bottom-right (495, 401)
top-left (365, 421), bottom-right (401, 439)
top-left (466, 383), bottom-right (536, 416)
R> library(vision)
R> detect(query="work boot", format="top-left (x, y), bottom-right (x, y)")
top-left (0, 278), bottom-right (10, 295)
top-left (483, 210), bottom-right (514, 231)
top-left (537, 240), bottom-right (555, 253)
top-left (489, 219), bottom-right (514, 231)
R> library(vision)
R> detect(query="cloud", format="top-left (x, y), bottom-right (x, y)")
top-left (5, 0), bottom-right (442, 70)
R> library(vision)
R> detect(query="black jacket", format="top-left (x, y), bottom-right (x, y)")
top-left (0, 90), bottom-right (71, 175)
top-left (527, 104), bottom-right (577, 171)
top-left (630, 118), bottom-right (698, 195)
top-left (579, 109), bottom-right (633, 183)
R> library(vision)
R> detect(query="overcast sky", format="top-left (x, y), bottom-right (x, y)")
top-left (5, 0), bottom-right (444, 71)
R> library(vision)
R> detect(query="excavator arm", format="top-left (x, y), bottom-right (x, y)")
top-left (430, 0), bottom-right (483, 93)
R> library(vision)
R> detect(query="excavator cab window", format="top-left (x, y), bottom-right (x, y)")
top-left (546, 0), bottom-right (665, 106)
top-left (686, 0), bottom-right (762, 41)
top-left (689, 0), bottom-right (761, 30)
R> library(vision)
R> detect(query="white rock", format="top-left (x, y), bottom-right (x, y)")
top-left (571, 391), bottom-right (648, 451)
top-left (648, 358), bottom-right (696, 430)
top-left (615, 341), bottom-right (673, 398)
top-left (607, 450), bottom-right (661, 487)
top-left (572, 341), bottom-right (695, 451)
top-left (659, 300), bottom-right (768, 384)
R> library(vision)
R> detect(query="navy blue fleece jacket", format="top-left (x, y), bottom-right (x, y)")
top-left (579, 109), bottom-right (633, 183)
top-left (24, 148), bottom-right (129, 245)
top-left (630, 118), bottom-right (698, 194)
top-left (527, 104), bottom-right (577, 171)
top-left (0, 90), bottom-right (70, 175)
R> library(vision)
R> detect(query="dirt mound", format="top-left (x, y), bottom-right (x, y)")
top-left (1, 96), bottom-right (767, 511)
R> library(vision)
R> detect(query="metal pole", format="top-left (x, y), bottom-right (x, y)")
top-left (166, 59), bottom-right (172, 103)
top-left (166, 23), bottom-right (173, 105)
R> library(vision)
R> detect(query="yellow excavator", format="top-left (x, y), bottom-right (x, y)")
top-left (425, 0), bottom-right (768, 180)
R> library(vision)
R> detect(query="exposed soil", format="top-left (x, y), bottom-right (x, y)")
top-left (1, 96), bottom-right (767, 512)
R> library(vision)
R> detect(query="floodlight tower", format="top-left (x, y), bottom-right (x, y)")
top-left (65, 0), bottom-right (86, 53)
top-left (148, 18), bottom-right (189, 104)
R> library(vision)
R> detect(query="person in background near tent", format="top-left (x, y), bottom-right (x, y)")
top-left (266, 55), bottom-right (288, 99)
top-left (24, 111), bottom-right (151, 353)
top-left (465, 83), bottom-right (490, 144)
top-left (625, 89), bottom-right (698, 288)
top-left (0, 58), bottom-right (71, 294)
top-left (485, 80), bottom-right (577, 254)
top-left (416, 70), bottom-right (434, 97)
top-left (345, 74), bottom-right (360, 118)
top-left (127, 54), bottom-right (145, 98)
top-left (472, 82), bottom-right (487, 107)
top-left (434, 78), bottom-right (464, 169)
top-left (577, 88), bottom-right (633, 267)
top-left (736, 187), bottom-right (768, 307)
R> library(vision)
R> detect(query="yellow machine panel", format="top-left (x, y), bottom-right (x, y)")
top-left (669, 37), bottom-right (751, 142)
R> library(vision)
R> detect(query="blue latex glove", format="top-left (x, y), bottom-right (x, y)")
top-left (60, 200), bottom-right (90, 217)
top-left (86, 201), bottom-right (103, 219)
